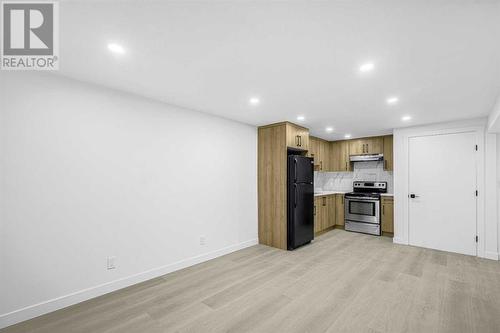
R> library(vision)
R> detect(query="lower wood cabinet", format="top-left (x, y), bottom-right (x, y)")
top-left (381, 197), bottom-right (394, 234)
top-left (314, 197), bottom-right (323, 234)
top-left (327, 195), bottom-right (336, 229)
top-left (335, 194), bottom-right (345, 226)
top-left (314, 195), bottom-right (337, 235)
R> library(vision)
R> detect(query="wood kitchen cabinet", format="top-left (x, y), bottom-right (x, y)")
top-left (335, 194), bottom-right (345, 226)
top-left (338, 140), bottom-right (351, 171)
top-left (314, 195), bottom-right (336, 235)
top-left (314, 196), bottom-right (325, 234)
top-left (259, 121), bottom-right (309, 250)
top-left (327, 195), bottom-right (336, 228)
top-left (309, 136), bottom-right (330, 171)
top-left (286, 122), bottom-right (309, 150)
top-left (349, 137), bottom-right (383, 155)
top-left (349, 139), bottom-right (364, 155)
top-left (365, 137), bottom-right (383, 154)
top-left (330, 140), bottom-right (351, 172)
top-left (319, 140), bottom-right (330, 171)
top-left (308, 137), bottom-right (320, 170)
top-left (383, 135), bottom-right (393, 171)
top-left (381, 197), bottom-right (394, 234)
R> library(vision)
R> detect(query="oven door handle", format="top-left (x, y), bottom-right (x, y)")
top-left (345, 197), bottom-right (379, 202)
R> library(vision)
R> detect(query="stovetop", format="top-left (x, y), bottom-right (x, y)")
top-left (346, 181), bottom-right (387, 199)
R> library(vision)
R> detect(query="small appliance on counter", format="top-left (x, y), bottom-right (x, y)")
top-left (344, 181), bottom-right (387, 236)
top-left (287, 155), bottom-right (314, 250)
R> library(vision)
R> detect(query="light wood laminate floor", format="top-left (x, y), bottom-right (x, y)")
top-left (3, 230), bottom-right (500, 333)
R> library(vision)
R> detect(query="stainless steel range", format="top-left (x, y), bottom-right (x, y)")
top-left (345, 181), bottom-right (387, 236)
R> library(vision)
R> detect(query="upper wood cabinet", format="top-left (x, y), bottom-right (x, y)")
top-left (331, 140), bottom-right (351, 172)
top-left (286, 123), bottom-right (309, 151)
top-left (349, 137), bottom-right (383, 155)
top-left (349, 139), bottom-right (364, 155)
top-left (308, 136), bottom-right (330, 171)
top-left (308, 137), bottom-right (320, 170)
top-left (383, 135), bottom-right (393, 171)
top-left (366, 137), bottom-right (383, 154)
top-left (319, 140), bottom-right (330, 171)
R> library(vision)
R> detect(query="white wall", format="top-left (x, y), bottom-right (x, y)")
top-left (393, 118), bottom-right (498, 260)
top-left (0, 72), bottom-right (258, 328)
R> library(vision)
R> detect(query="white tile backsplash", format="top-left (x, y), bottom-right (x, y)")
top-left (314, 161), bottom-right (393, 193)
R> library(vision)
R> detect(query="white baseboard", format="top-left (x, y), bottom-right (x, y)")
top-left (392, 237), bottom-right (407, 245)
top-left (483, 251), bottom-right (499, 261)
top-left (0, 238), bottom-right (258, 329)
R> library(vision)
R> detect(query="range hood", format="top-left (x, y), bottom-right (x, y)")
top-left (349, 153), bottom-right (384, 162)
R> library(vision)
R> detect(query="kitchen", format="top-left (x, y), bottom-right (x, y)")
top-left (258, 122), bottom-right (394, 250)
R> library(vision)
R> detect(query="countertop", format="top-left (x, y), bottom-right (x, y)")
top-left (314, 191), bottom-right (349, 197)
top-left (314, 191), bottom-right (394, 197)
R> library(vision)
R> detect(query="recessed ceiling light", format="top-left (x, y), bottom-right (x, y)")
top-left (325, 127), bottom-right (334, 133)
top-left (359, 62), bottom-right (375, 73)
top-left (386, 96), bottom-right (399, 105)
top-left (107, 43), bottom-right (125, 55)
top-left (402, 115), bottom-right (412, 121)
top-left (249, 97), bottom-right (260, 106)
top-left (296, 115), bottom-right (305, 121)
top-left (344, 134), bottom-right (352, 139)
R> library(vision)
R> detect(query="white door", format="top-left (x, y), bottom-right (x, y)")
top-left (408, 132), bottom-right (477, 256)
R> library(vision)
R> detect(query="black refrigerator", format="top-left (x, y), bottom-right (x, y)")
top-left (287, 155), bottom-right (314, 250)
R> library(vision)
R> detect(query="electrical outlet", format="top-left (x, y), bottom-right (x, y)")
top-left (107, 256), bottom-right (116, 270)
top-left (199, 236), bottom-right (206, 246)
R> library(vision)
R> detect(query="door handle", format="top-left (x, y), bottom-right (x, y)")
top-left (294, 158), bottom-right (297, 182)
top-left (314, 205), bottom-right (316, 215)
top-left (409, 194), bottom-right (419, 198)
top-left (299, 136), bottom-right (302, 147)
top-left (294, 184), bottom-right (298, 207)
top-left (322, 197), bottom-right (326, 206)
top-left (345, 161), bottom-right (347, 170)
top-left (320, 161), bottom-right (323, 170)
top-left (296, 135), bottom-right (299, 146)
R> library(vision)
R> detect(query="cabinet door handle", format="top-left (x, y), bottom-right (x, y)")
top-left (322, 197), bottom-right (326, 206)
top-left (296, 135), bottom-right (299, 146)
top-left (314, 206), bottom-right (316, 215)
top-left (320, 161), bottom-right (323, 170)
top-left (366, 144), bottom-right (369, 153)
top-left (345, 161), bottom-right (347, 170)
top-left (383, 205), bottom-right (385, 215)
top-left (299, 135), bottom-right (302, 147)
top-left (384, 160), bottom-right (387, 169)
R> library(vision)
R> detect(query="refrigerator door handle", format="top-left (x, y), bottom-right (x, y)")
top-left (294, 184), bottom-right (298, 207)
top-left (294, 158), bottom-right (297, 182)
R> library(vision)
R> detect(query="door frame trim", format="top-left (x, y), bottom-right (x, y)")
top-left (394, 122), bottom-right (485, 258)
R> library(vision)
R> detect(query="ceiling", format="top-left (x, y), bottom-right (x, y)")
top-left (57, 0), bottom-right (500, 140)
